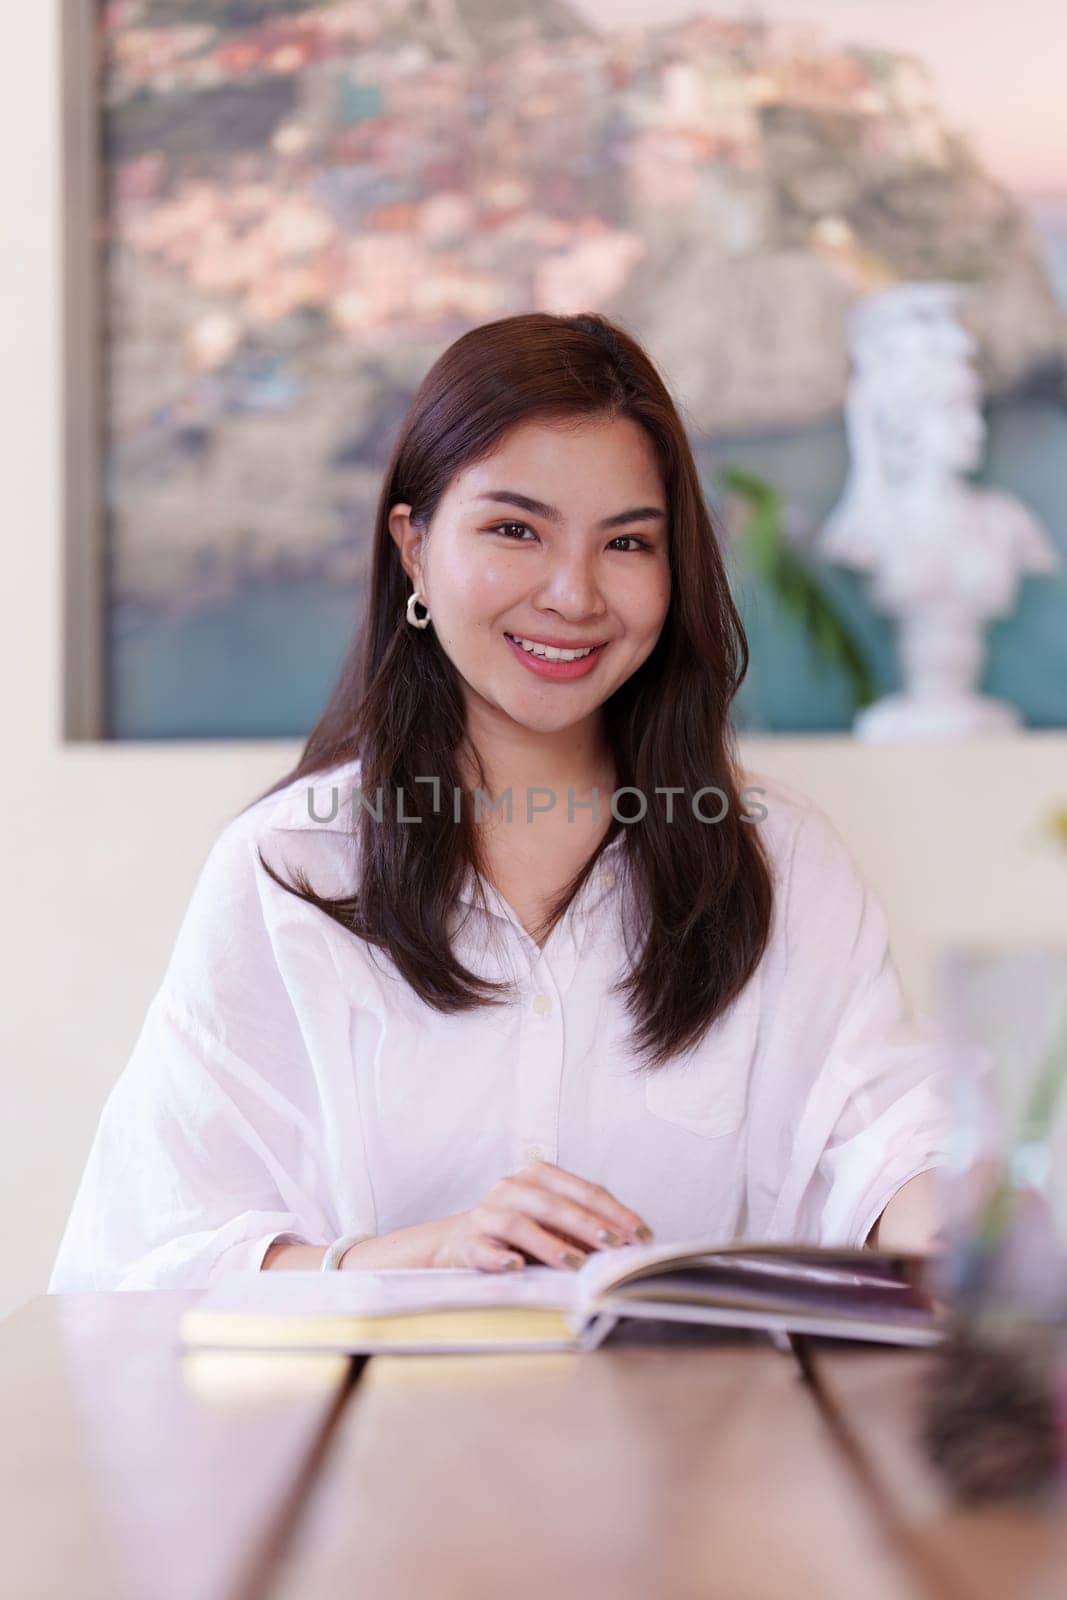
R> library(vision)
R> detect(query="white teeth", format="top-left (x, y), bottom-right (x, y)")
top-left (509, 635), bottom-right (598, 662)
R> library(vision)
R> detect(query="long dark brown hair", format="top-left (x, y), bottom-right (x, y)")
top-left (246, 311), bottom-right (773, 1073)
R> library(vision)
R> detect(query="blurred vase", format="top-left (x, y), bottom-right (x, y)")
top-left (937, 941), bottom-right (1067, 1320)
top-left (923, 943), bottom-right (1067, 1503)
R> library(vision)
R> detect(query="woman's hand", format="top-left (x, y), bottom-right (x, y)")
top-left (429, 1158), bottom-right (654, 1273)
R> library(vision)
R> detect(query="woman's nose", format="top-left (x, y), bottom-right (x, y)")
top-left (538, 554), bottom-right (607, 617)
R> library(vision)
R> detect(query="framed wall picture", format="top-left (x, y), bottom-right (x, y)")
top-left (64, 1), bottom-right (1067, 740)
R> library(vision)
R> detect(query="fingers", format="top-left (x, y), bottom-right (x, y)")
top-left (459, 1161), bottom-right (656, 1273)
top-left (476, 1204), bottom-right (589, 1270)
top-left (510, 1160), bottom-right (653, 1245)
top-left (465, 1236), bottom-right (526, 1273)
top-left (490, 1177), bottom-right (628, 1255)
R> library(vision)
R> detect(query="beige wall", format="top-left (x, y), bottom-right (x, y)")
top-left (2, 4), bottom-right (1065, 1323)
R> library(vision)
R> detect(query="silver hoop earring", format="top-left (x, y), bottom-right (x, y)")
top-left (406, 591), bottom-right (430, 629)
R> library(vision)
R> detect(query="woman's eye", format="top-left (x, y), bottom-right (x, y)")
top-left (608, 536), bottom-right (652, 553)
top-left (490, 522), bottom-right (652, 553)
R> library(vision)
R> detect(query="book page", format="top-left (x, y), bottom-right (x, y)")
top-left (608, 1265), bottom-right (932, 1329)
top-left (577, 1236), bottom-right (933, 1322)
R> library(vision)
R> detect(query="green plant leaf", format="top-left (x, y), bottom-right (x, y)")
top-left (719, 465), bottom-right (877, 709)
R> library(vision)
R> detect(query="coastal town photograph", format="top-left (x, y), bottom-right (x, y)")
top-left (96, 0), bottom-right (1067, 736)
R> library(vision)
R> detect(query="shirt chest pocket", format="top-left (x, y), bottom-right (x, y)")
top-left (643, 969), bottom-right (763, 1139)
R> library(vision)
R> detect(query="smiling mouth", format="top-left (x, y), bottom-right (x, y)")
top-left (504, 633), bottom-right (608, 661)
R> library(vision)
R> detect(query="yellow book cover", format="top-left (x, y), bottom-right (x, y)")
top-left (179, 1265), bottom-right (605, 1355)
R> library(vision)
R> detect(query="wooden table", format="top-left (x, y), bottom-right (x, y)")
top-left (2, 1297), bottom-right (1065, 1600)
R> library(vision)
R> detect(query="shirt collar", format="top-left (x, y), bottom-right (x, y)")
top-left (267, 760), bottom-right (365, 834)
top-left (271, 765), bottom-right (628, 922)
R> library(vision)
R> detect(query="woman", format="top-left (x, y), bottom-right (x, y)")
top-left (50, 311), bottom-right (948, 1291)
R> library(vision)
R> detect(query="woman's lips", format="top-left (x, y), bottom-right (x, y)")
top-left (504, 633), bottom-right (607, 680)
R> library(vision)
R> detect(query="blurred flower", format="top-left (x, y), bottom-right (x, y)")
top-left (1047, 808), bottom-right (1067, 853)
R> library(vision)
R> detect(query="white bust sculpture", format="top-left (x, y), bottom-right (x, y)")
top-left (819, 282), bottom-right (1059, 740)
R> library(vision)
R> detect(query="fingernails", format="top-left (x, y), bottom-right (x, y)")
top-left (634, 1225), bottom-right (654, 1242)
top-left (595, 1228), bottom-right (622, 1246)
top-left (562, 1250), bottom-right (584, 1270)
top-left (500, 1254), bottom-right (524, 1270)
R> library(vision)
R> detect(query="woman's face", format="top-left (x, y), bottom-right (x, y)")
top-left (389, 414), bottom-right (672, 742)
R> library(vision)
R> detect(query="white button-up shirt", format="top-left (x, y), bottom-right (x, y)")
top-left (49, 759), bottom-right (951, 1292)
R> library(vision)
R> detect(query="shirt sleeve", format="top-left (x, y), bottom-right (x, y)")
top-left (746, 803), bottom-right (953, 1248)
top-left (48, 816), bottom-right (349, 1292)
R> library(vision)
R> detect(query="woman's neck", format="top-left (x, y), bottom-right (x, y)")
top-left (456, 723), bottom-right (615, 813)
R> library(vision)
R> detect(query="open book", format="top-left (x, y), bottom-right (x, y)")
top-left (179, 1236), bottom-right (942, 1355)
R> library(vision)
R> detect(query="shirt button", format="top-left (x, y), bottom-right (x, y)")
top-left (523, 1143), bottom-right (546, 1164)
top-left (531, 992), bottom-right (551, 1016)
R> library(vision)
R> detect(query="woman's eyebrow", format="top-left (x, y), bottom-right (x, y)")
top-left (475, 490), bottom-right (667, 529)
